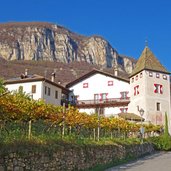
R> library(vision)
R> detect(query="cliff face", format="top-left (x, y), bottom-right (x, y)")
top-left (0, 22), bottom-right (135, 74)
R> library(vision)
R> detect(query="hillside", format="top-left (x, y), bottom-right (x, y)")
top-left (0, 60), bottom-right (129, 86)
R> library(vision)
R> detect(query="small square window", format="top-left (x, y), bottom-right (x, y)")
top-left (156, 73), bottom-right (160, 78)
top-left (108, 80), bottom-right (113, 86)
top-left (83, 83), bottom-right (88, 88)
top-left (163, 75), bottom-right (167, 80)
top-left (149, 72), bottom-right (153, 77)
top-left (140, 73), bottom-right (143, 78)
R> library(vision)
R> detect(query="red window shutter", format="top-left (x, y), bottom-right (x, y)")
top-left (160, 85), bottom-right (163, 94)
top-left (126, 108), bottom-right (128, 112)
top-left (137, 85), bottom-right (139, 94)
top-left (106, 93), bottom-right (108, 101)
top-left (154, 84), bottom-right (157, 93)
top-left (99, 93), bottom-right (102, 101)
top-left (134, 87), bottom-right (136, 96)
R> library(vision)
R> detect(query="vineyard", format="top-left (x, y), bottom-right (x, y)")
top-left (0, 83), bottom-right (162, 144)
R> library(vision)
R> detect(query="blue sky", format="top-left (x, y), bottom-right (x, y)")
top-left (1, 0), bottom-right (171, 71)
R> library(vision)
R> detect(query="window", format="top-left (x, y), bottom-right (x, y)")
top-left (134, 85), bottom-right (139, 96)
top-left (94, 94), bottom-right (99, 103)
top-left (95, 108), bottom-right (104, 116)
top-left (45, 86), bottom-right (47, 95)
top-left (120, 108), bottom-right (128, 113)
top-left (163, 75), bottom-right (167, 80)
top-left (140, 72), bottom-right (143, 78)
top-left (120, 91), bottom-right (128, 99)
top-left (83, 83), bottom-right (88, 88)
top-left (48, 87), bottom-right (51, 96)
top-left (156, 73), bottom-right (160, 78)
top-left (136, 75), bottom-right (138, 81)
top-left (108, 80), bottom-right (113, 86)
top-left (18, 86), bottom-right (23, 93)
top-left (32, 85), bottom-right (36, 94)
top-left (132, 77), bottom-right (134, 83)
top-left (156, 102), bottom-right (161, 111)
top-left (55, 90), bottom-right (58, 99)
top-left (154, 84), bottom-right (163, 94)
top-left (100, 93), bottom-right (108, 101)
top-left (149, 72), bottom-right (153, 77)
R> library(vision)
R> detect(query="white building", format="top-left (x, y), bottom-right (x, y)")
top-left (128, 46), bottom-right (170, 126)
top-left (5, 73), bottom-right (69, 106)
top-left (66, 69), bottom-right (130, 117)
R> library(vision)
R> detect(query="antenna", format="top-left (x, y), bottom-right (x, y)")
top-left (145, 39), bottom-right (148, 47)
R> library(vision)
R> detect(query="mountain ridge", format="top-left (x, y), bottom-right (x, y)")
top-left (0, 22), bottom-right (136, 75)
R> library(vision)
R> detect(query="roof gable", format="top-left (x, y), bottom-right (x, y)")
top-left (130, 47), bottom-right (169, 77)
top-left (66, 69), bottom-right (129, 88)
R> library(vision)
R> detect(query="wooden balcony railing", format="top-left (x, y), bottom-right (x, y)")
top-left (75, 97), bottom-right (130, 108)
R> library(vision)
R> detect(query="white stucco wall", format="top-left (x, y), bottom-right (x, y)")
top-left (69, 73), bottom-right (130, 116)
top-left (6, 81), bottom-right (62, 106)
top-left (6, 81), bottom-right (43, 100)
top-left (69, 73), bottom-right (130, 100)
top-left (43, 82), bottom-right (62, 106)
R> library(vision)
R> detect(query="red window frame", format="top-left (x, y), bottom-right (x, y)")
top-left (108, 80), bottom-right (113, 86)
top-left (134, 85), bottom-right (139, 96)
top-left (83, 83), bottom-right (88, 88)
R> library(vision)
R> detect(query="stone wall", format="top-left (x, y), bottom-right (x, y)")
top-left (0, 143), bottom-right (154, 171)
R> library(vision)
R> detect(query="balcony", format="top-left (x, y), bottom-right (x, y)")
top-left (75, 98), bottom-right (130, 108)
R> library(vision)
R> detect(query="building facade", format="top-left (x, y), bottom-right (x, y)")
top-left (5, 74), bottom-right (69, 106)
top-left (128, 46), bottom-right (170, 125)
top-left (66, 69), bottom-right (130, 117)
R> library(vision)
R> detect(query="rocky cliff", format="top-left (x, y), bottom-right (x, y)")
top-left (0, 22), bottom-right (136, 74)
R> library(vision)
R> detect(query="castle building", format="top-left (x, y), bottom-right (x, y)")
top-left (128, 46), bottom-right (170, 125)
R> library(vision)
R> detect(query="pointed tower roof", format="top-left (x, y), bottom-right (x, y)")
top-left (130, 46), bottom-right (169, 77)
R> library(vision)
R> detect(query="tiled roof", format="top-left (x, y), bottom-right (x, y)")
top-left (130, 46), bottom-right (169, 77)
top-left (118, 113), bottom-right (145, 121)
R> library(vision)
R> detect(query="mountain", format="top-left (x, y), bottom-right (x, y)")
top-left (0, 22), bottom-right (136, 74)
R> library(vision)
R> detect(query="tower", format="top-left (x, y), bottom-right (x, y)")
top-left (128, 46), bottom-right (170, 126)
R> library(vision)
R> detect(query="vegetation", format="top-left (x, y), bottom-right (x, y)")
top-left (0, 86), bottom-right (166, 158)
top-left (148, 112), bottom-right (171, 151)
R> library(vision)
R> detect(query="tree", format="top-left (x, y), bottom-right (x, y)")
top-left (0, 78), bottom-right (6, 95)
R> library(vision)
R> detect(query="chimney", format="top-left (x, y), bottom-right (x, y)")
top-left (51, 72), bottom-right (56, 82)
top-left (113, 65), bottom-right (118, 76)
top-left (25, 69), bottom-right (28, 77)
top-left (114, 68), bottom-right (118, 76)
